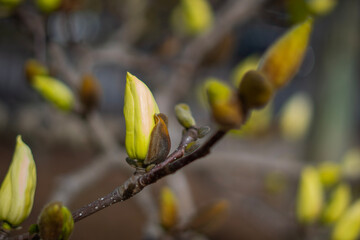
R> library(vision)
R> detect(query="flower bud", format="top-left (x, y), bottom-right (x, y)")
top-left (79, 74), bottom-right (101, 114)
top-left (318, 162), bottom-right (341, 188)
top-left (258, 17), bottom-right (313, 89)
top-left (322, 183), bottom-right (351, 224)
top-left (124, 72), bottom-right (160, 161)
top-left (238, 70), bottom-right (273, 110)
top-left (24, 59), bottom-right (48, 83)
top-left (172, 0), bottom-right (213, 36)
top-left (332, 199), bottom-right (360, 240)
top-left (279, 92), bottom-right (313, 141)
top-left (306, 0), bottom-right (337, 16)
top-left (175, 103), bottom-right (196, 129)
top-left (296, 166), bottom-right (323, 224)
top-left (32, 75), bottom-right (75, 111)
top-left (205, 79), bottom-right (243, 129)
top-left (0, 135), bottom-right (36, 227)
top-left (160, 187), bottom-right (178, 230)
top-left (231, 54), bottom-right (260, 87)
top-left (38, 202), bottom-right (74, 240)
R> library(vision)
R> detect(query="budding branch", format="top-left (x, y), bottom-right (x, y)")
top-left (9, 128), bottom-right (227, 240)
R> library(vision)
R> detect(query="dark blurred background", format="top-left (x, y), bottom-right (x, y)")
top-left (0, 0), bottom-right (359, 239)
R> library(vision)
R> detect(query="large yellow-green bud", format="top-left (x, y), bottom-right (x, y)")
top-left (32, 75), bottom-right (75, 111)
top-left (332, 199), bottom-right (360, 240)
top-left (322, 183), bottom-right (351, 224)
top-left (0, 135), bottom-right (36, 227)
top-left (124, 72), bottom-right (160, 161)
top-left (38, 202), bottom-right (74, 240)
top-left (296, 166), bottom-right (323, 224)
top-left (258, 17), bottom-right (313, 89)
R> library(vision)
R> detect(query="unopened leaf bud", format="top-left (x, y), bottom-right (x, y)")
top-left (175, 103), bottom-right (196, 129)
top-left (322, 183), bottom-right (351, 224)
top-left (36, 0), bottom-right (62, 13)
top-left (79, 74), bottom-right (101, 114)
top-left (38, 202), bottom-right (74, 240)
top-left (332, 199), bottom-right (360, 240)
top-left (205, 79), bottom-right (243, 129)
top-left (0, 135), bottom-right (36, 227)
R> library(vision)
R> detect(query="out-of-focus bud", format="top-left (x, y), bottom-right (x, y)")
top-left (32, 75), bottom-right (75, 111)
top-left (258, 18), bottom-right (313, 89)
top-left (186, 200), bottom-right (229, 234)
top-left (24, 59), bottom-right (48, 83)
top-left (38, 202), bottom-right (74, 240)
top-left (318, 162), bottom-right (341, 188)
top-left (341, 148), bottom-right (360, 180)
top-left (332, 199), bottom-right (360, 240)
top-left (322, 183), bottom-right (351, 224)
top-left (279, 92), bottom-right (313, 141)
top-left (231, 54), bottom-right (260, 87)
top-left (175, 103), bottom-right (196, 129)
top-left (160, 187), bottom-right (178, 230)
top-left (145, 113), bottom-right (171, 165)
top-left (238, 70), bottom-right (273, 110)
top-left (79, 74), bottom-right (101, 114)
top-left (264, 172), bottom-right (287, 195)
top-left (0, 135), bottom-right (36, 227)
top-left (205, 79), bottom-right (243, 129)
top-left (296, 166), bottom-right (323, 224)
top-left (171, 0), bottom-right (213, 36)
top-left (124, 72), bottom-right (161, 162)
top-left (306, 0), bottom-right (337, 16)
top-left (36, 0), bottom-right (62, 13)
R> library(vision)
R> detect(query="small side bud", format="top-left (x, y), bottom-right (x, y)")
top-left (79, 74), bottom-right (101, 114)
top-left (318, 162), bottom-right (341, 188)
top-left (38, 202), bottom-right (74, 240)
top-left (0, 136), bottom-right (36, 227)
top-left (322, 183), bottom-right (351, 224)
top-left (205, 79), bottom-right (243, 129)
top-left (231, 54), bottom-right (260, 87)
top-left (31, 75), bottom-right (75, 111)
top-left (24, 59), bottom-right (48, 83)
top-left (332, 199), bottom-right (360, 240)
top-left (296, 166), bottom-right (323, 224)
top-left (238, 70), bottom-right (273, 110)
top-left (197, 126), bottom-right (211, 138)
top-left (160, 187), bottom-right (178, 230)
top-left (258, 18), bottom-right (313, 89)
top-left (175, 103), bottom-right (196, 129)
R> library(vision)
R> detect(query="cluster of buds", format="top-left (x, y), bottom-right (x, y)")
top-left (0, 136), bottom-right (36, 228)
top-left (124, 73), bottom-right (171, 169)
top-left (205, 18), bottom-right (313, 129)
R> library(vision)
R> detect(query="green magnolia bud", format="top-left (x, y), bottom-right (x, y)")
top-left (238, 70), bottom-right (273, 110)
top-left (175, 103), bottom-right (196, 129)
top-left (306, 0), bottom-right (337, 16)
top-left (296, 166), bottom-right (323, 224)
top-left (160, 187), bottom-right (178, 230)
top-left (318, 162), bottom-right (341, 188)
top-left (32, 75), bottom-right (75, 111)
top-left (332, 199), bottom-right (360, 240)
top-left (231, 54), bottom-right (260, 87)
top-left (172, 0), bottom-right (213, 36)
top-left (0, 135), bottom-right (36, 227)
top-left (124, 72), bottom-right (160, 161)
top-left (38, 202), bottom-right (74, 240)
top-left (322, 183), bottom-right (351, 224)
top-left (36, 0), bottom-right (62, 13)
top-left (205, 79), bottom-right (243, 129)
top-left (258, 17), bottom-right (313, 89)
